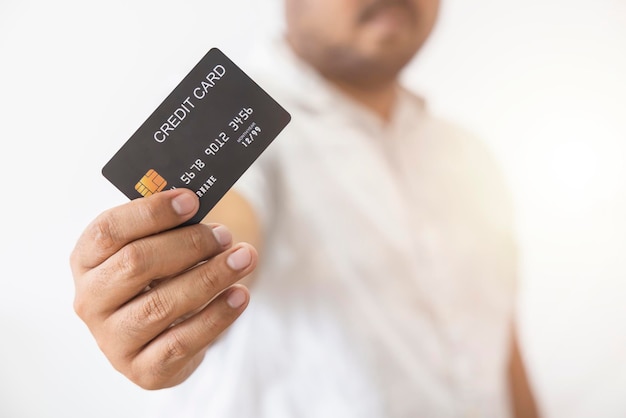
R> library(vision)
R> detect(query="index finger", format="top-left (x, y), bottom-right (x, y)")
top-left (70, 189), bottom-right (199, 274)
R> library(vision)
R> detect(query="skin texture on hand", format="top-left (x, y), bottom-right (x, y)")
top-left (70, 189), bottom-right (257, 389)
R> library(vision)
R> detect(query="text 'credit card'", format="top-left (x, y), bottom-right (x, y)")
top-left (102, 48), bottom-right (291, 225)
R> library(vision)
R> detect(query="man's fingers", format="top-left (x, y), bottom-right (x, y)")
top-left (105, 244), bottom-right (257, 355)
top-left (75, 223), bottom-right (234, 319)
top-left (126, 284), bottom-right (250, 390)
top-left (70, 189), bottom-right (200, 275)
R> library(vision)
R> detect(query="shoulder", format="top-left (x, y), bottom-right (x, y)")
top-left (406, 93), bottom-right (506, 186)
top-left (404, 90), bottom-right (516, 225)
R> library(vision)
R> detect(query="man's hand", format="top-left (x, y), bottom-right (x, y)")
top-left (70, 189), bottom-right (257, 390)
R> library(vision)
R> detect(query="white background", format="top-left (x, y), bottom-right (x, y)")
top-left (1, 0), bottom-right (625, 417)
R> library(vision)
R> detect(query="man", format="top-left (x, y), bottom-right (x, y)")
top-left (71, 0), bottom-right (541, 416)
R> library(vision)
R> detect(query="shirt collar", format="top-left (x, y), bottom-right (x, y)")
top-left (247, 34), bottom-right (427, 134)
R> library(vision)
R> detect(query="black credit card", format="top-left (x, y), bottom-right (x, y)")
top-left (102, 48), bottom-right (291, 225)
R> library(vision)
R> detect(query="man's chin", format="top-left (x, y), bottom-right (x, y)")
top-left (357, 39), bottom-right (419, 71)
top-left (358, 25), bottom-right (419, 61)
top-left (331, 52), bottom-right (413, 88)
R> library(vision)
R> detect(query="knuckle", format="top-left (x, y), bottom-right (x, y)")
top-left (135, 200), bottom-right (162, 225)
top-left (117, 242), bottom-right (150, 277)
top-left (197, 264), bottom-right (224, 294)
top-left (187, 225), bottom-right (212, 256)
top-left (114, 311), bottom-right (142, 343)
top-left (127, 362), bottom-right (162, 390)
top-left (88, 211), bottom-right (120, 255)
top-left (72, 294), bottom-right (88, 320)
top-left (136, 331), bottom-right (189, 389)
top-left (200, 310), bottom-right (224, 334)
top-left (72, 279), bottom-right (101, 322)
top-left (137, 290), bottom-right (172, 324)
top-left (161, 331), bottom-right (189, 365)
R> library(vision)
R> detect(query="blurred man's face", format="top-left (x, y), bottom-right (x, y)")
top-left (285, 0), bottom-right (440, 87)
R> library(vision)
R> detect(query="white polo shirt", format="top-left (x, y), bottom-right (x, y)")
top-left (157, 36), bottom-right (518, 418)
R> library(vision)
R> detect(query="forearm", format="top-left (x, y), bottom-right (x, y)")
top-left (508, 327), bottom-right (541, 418)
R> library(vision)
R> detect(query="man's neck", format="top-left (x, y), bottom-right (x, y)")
top-left (282, 35), bottom-right (399, 121)
top-left (327, 77), bottom-right (399, 122)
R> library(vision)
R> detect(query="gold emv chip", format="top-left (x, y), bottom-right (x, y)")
top-left (135, 169), bottom-right (167, 197)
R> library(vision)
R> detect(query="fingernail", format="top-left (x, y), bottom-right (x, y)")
top-left (226, 288), bottom-right (247, 309)
top-left (212, 225), bottom-right (232, 248)
top-left (226, 247), bottom-right (252, 270)
top-left (172, 192), bottom-right (197, 216)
